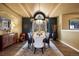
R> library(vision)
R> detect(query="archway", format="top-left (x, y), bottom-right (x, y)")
top-left (32, 11), bottom-right (48, 32)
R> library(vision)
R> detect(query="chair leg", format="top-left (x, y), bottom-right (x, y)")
top-left (28, 44), bottom-right (29, 48)
top-left (28, 43), bottom-right (31, 49)
top-left (34, 48), bottom-right (36, 54)
top-left (48, 43), bottom-right (50, 48)
top-left (47, 41), bottom-right (50, 48)
top-left (41, 48), bottom-right (44, 54)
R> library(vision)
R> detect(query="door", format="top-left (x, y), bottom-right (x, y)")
top-left (47, 17), bottom-right (58, 40)
top-left (22, 18), bottom-right (32, 33)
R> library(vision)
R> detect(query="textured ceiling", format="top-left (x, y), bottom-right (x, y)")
top-left (3, 3), bottom-right (59, 17)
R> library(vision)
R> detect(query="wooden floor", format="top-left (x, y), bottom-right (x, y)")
top-left (53, 40), bottom-right (79, 56)
top-left (0, 42), bottom-right (25, 56)
top-left (0, 40), bottom-right (79, 56)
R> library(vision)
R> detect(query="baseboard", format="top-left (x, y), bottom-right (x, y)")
top-left (59, 40), bottom-right (79, 53)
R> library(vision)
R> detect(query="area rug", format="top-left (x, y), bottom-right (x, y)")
top-left (15, 41), bottom-right (63, 56)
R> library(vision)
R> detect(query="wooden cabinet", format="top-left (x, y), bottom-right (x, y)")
top-left (0, 33), bottom-right (18, 51)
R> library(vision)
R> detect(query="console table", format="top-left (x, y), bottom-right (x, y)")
top-left (0, 33), bottom-right (18, 51)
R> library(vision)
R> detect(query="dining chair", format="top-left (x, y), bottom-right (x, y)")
top-left (33, 32), bottom-right (45, 54)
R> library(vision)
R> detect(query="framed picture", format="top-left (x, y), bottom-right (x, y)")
top-left (0, 16), bottom-right (11, 31)
top-left (0, 17), bottom-right (2, 30)
top-left (69, 18), bottom-right (79, 30)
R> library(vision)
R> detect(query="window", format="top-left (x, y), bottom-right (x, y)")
top-left (35, 14), bottom-right (44, 20)
top-left (34, 11), bottom-right (45, 20)
top-left (69, 19), bottom-right (79, 30)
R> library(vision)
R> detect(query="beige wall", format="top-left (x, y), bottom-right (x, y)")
top-left (62, 14), bottom-right (79, 29)
top-left (61, 30), bottom-right (79, 50)
top-left (61, 14), bottom-right (79, 50)
top-left (57, 14), bottom-right (62, 40)
top-left (52, 4), bottom-right (79, 50)
top-left (0, 4), bottom-right (22, 37)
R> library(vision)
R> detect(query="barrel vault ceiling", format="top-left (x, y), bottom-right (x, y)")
top-left (2, 3), bottom-right (59, 17)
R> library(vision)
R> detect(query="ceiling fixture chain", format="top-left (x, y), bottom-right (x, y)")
top-left (39, 3), bottom-right (40, 11)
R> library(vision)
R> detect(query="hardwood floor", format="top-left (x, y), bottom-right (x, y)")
top-left (0, 40), bottom-right (79, 56)
top-left (53, 40), bottom-right (79, 56)
top-left (0, 41), bottom-right (26, 56)
top-left (0, 41), bottom-right (62, 56)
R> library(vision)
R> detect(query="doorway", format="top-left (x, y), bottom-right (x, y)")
top-left (47, 17), bottom-right (58, 41)
top-left (22, 17), bottom-right (32, 33)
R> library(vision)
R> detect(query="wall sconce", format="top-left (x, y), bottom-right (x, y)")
top-left (11, 22), bottom-right (16, 29)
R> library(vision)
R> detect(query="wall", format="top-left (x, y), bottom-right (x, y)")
top-left (62, 14), bottom-right (79, 29)
top-left (61, 30), bottom-right (79, 50)
top-left (52, 3), bottom-right (79, 51)
top-left (0, 4), bottom-right (22, 37)
top-left (61, 14), bottom-right (79, 50)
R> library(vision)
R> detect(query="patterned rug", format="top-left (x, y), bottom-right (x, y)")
top-left (15, 41), bottom-right (63, 56)
top-left (16, 47), bottom-right (57, 56)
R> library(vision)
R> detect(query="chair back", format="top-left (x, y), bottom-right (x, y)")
top-left (28, 33), bottom-right (32, 39)
top-left (46, 32), bottom-right (50, 39)
top-left (33, 32), bottom-right (45, 48)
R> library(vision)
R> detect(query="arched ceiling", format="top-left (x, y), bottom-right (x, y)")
top-left (2, 3), bottom-right (59, 17)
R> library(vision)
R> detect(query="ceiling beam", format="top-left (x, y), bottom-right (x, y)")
top-left (46, 4), bottom-right (57, 16)
top-left (21, 4), bottom-right (33, 17)
top-left (3, 3), bottom-right (23, 17)
top-left (18, 3), bottom-right (30, 17)
top-left (49, 3), bottom-right (61, 17)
